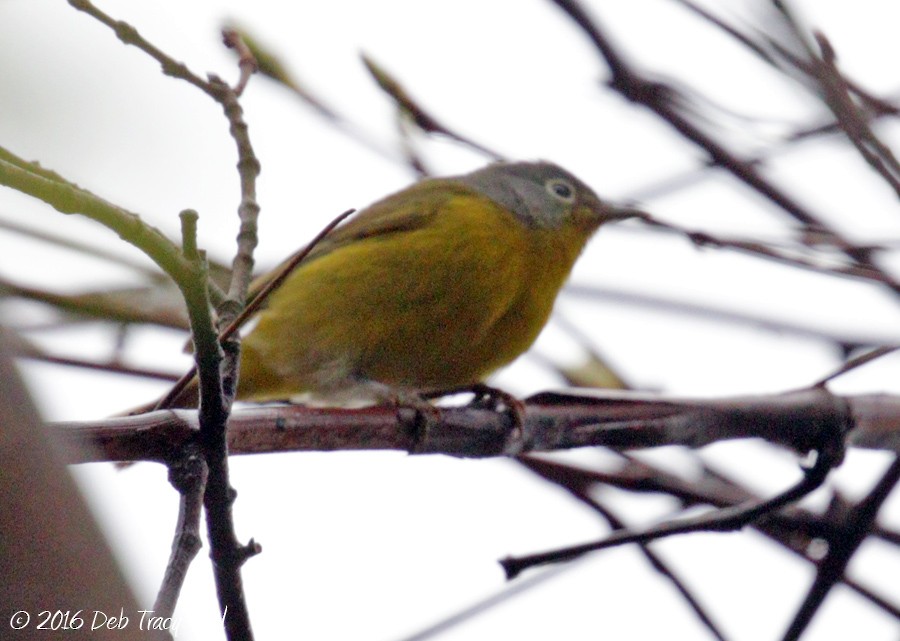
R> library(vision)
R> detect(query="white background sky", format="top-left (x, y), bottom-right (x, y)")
top-left (2, 1), bottom-right (900, 639)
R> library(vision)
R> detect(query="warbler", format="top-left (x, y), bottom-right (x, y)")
top-left (163, 160), bottom-right (638, 408)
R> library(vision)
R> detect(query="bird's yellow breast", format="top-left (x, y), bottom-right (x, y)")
top-left (236, 190), bottom-right (592, 401)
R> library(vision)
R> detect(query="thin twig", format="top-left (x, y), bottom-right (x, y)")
top-left (547, 0), bottom-right (900, 292)
top-left (67, 0), bottom-right (216, 97)
top-left (176, 212), bottom-right (258, 641)
top-left (564, 283), bottom-right (898, 349)
top-left (638, 215), bottom-right (900, 289)
top-left (813, 345), bottom-right (900, 387)
top-left (361, 54), bottom-right (505, 161)
top-left (16, 347), bottom-right (180, 383)
top-left (806, 31), bottom-right (900, 198)
top-left (500, 422), bottom-right (845, 579)
top-left (198, 69), bottom-right (264, 641)
top-left (64, 5), bottom-right (265, 635)
top-left (781, 457), bottom-right (900, 641)
top-left (153, 444), bottom-right (207, 618)
top-left (230, 24), bottom-right (402, 164)
top-left (519, 456), bottom-right (729, 640)
top-left (206, 72), bottom-right (261, 407)
top-left (154, 208), bottom-right (355, 410)
top-left (221, 29), bottom-right (258, 96)
top-left (522, 454), bottom-right (900, 620)
top-left (0, 215), bottom-right (167, 282)
top-left (0, 276), bottom-right (189, 330)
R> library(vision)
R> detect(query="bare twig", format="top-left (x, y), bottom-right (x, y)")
top-left (230, 24), bottom-right (401, 164)
top-left (361, 54), bottom-right (505, 161)
top-left (519, 456), bottom-right (729, 640)
top-left (813, 345), bottom-right (900, 386)
top-left (807, 31), bottom-right (900, 198)
top-left (153, 445), bottom-right (207, 618)
top-left (173, 210), bottom-right (258, 641)
top-left (221, 29), bottom-right (258, 96)
top-left (0, 215), bottom-right (167, 282)
top-left (15, 345), bottom-right (180, 383)
top-left (500, 423), bottom-right (844, 579)
top-left (781, 457), bottom-right (900, 641)
top-left (521, 455), bottom-right (900, 619)
top-left (154, 208), bottom-right (355, 410)
top-left (564, 283), bottom-right (898, 350)
top-left (63, 4), bottom-right (266, 636)
top-left (0, 276), bottom-right (189, 330)
top-left (670, 0), bottom-right (900, 120)
top-left (547, 0), bottom-right (900, 292)
top-left (637, 216), bottom-right (900, 289)
top-left (67, 0), bottom-right (215, 97)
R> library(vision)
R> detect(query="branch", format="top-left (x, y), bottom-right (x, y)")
top-left (520, 454), bottom-right (900, 619)
top-left (361, 54), bottom-right (505, 161)
top-left (781, 456), bottom-right (900, 641)
top-left (154, 208), bottom-right (355, 410)
top-left (53, 387), bottom-right (900, 464)
top-left (519, 456), bottom-right (729, 640)
top-left (0, 150), bottom-right (195, 290)
top-left (547, 0), bottom-right (900, 294)
top-left (636, 216), bottom-right (900, 291)
top-left (194, 74), bottom-right (262, 641)
top-left (63, 5), bottom-right (265, 637)
top-left (501, 427), bottom-right (844, 579)
top-left (153, 445), bottom-right (207, 618)
top-left (67, 0), bottom-right (216, 97)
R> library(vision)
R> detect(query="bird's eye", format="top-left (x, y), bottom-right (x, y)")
top-left (546, 178), bottom-right (576, 203)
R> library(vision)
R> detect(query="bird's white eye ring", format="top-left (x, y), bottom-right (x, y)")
top-left (546, 178), bottom-right (576, 203)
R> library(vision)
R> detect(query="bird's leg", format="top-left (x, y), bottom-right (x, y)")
top-left (422, 383), bottom-right (527, 455)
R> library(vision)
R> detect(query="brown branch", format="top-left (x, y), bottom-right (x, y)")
top-left (0, 277), bottom-right (190, 330)
top-left (67, 0), bottom-right (216, 98)
top-left (15, 347), bottom-right (180, 383)
top-left (547, 0), bottom-right (900, 293)
top-left (501, 425), bottom-right (844, 579)
top-left (806, 32), bottom-right (900, 198)
top-left (525, 455), bottom-right (900, 619)
top-left (170, 212), bottom-right (258, 641)
top-left (55, 387), bottom-right (900, 464)
top-left (637, 216), bottom-right (900, 289)
top-left (361, 54), bottom-right (505, 161)
top-left (62, 6), bottom-right (265, 635)
top-left (670, 0), bottom-right (900, 119)
top-left (199, 77), bottom-right (261, 641)
top-left (814, 346), bottom-right (900, 386)
top-left (153, 445), bottom-right (207, 618)
top-left (781, 456), bottom-right (900, 641)
top-left (221, 29), bottom-right (258, 96)
top-left (519, 456), bottom-right (729, 640)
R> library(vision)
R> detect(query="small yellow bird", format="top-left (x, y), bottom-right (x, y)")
top-left (166, 161), bottom-right (638, 408)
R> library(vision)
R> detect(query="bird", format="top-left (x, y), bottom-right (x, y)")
top-left (156, 160), bottom-right (640, 410)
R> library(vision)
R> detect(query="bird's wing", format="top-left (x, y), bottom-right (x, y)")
top-left (246, 178), bottom-right (470, 304)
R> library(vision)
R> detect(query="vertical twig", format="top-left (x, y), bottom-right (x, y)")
top-left (153, 444), bottom-right (207, 618)
top-left (781, 457), bottom-right (900, 641)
